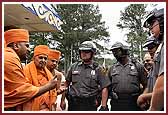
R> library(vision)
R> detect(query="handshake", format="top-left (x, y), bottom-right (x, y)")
top-left (57, 85), bottom-right (68, 95)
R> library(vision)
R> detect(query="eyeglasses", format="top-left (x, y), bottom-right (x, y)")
top-left (112, 48), bottom-right (122, 53)
top-left (38, 56), bottom-right (48, 60)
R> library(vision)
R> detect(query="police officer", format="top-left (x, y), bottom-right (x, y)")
top-left (142, 8), bottom-right (164, 111)
top-left (137, 36), bottom-right (160, 110)
top-left (64, 41), bottom-right (111, 111)
top-left (143, 36), bottom-right (160, 59)
top-left (143, 8), bottom-right (164, 43)
top-left (108, 42), bottom-right (147, 111)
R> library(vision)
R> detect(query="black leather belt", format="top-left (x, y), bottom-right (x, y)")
top-left (70, 95), bottom-right (96, 103)
top-left (116, 93), bottom-right (139, 99)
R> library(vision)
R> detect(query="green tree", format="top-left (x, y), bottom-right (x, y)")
top-left (52, 4), bottom-right (110, 72)
top-left (117, 4), bottom-right (148, 61)
top-left (27, 32), bottom-right (51, 62)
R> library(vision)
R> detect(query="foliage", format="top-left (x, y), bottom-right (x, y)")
top-left (27, 32), bottom-right (50, 62)
top-left (52, 4), bottom-right (110, 72)
top-left (117, 4), bottom-right (148, 61)
top-left (28, 4), bottom-right (110, 72)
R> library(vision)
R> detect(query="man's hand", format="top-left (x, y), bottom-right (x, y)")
top-left (137, 93), bottom-right (151, 110)
top-left (47, 77), bottom-right (58, 90)
top-left (60, 100), bottom-right (66, 110)
top-left (57, 86), bottom-right (67, 95)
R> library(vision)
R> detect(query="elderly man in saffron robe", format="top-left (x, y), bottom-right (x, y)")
top-left (23, 45), bottom-right (58, 111)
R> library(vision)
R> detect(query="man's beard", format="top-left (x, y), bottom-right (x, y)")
top-left (19, 55), bottom-right (27, 62)
top-left (83, 58), bottom-right (92, 63)
top-left (18, 51), bottom-right (29, 62)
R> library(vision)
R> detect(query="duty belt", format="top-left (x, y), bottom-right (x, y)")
top-left (116, 92), bottom-right (139, 99)
top-left (70, 95), bottom-right (96, 103)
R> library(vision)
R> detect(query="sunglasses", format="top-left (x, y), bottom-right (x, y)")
top-left (112, 48), bottom-right (122, 53)
top-left (81, 50), bottom-right (91, 53)
top-left (38, 56), bottom-right (48, 60)
top-left (147, 43), bottom-right (157, 50)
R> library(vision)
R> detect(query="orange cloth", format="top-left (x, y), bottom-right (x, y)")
top-left (34, 45), bottom-right (49, 57)
top-left (4, 40), bottom-right (6, 48)
top-left (50, 69), bottom-right (63, 110)
top-left (51, 69), bottom-right (63, 90)
top-left (4, 47), bottom-right (39, 109)
top-left (48, 49), bottom-right (61, 60)
top-left (23, 61), bottom-right (57, 111)
top-left (4, 29), bottom-right (29, 46)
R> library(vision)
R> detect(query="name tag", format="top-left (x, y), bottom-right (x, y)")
top-left (131, 65), bottom-right (135, 70)
top-left (91, 70), bottom-right (95, 76)
top-left (72, 71), bottom-right (79, 74)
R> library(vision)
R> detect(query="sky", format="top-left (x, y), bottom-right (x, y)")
top-left (44, 2), bottom-right (165, 60)
top-left (98, 2), bottom-right (130, 47)
top-left (94, 2), bottom-right (166, 59)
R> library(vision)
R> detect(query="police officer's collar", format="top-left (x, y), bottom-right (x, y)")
top-left (115, 61), bottom-right (124, 66)
top-left (79, 61), bottom-right (96, 69)
top-left (128, 58), bottom-right (136, 66)
top-left (78, 61), bottom-right (83, 66)
top-left (115, 58), bottom-right (134, 66)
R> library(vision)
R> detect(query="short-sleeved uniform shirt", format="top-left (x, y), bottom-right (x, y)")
top-left (158, 42), bottom-right (164, 76)
top-left (147, 42), bottom-right (164, 92)
top-left (66, 61), bottom-right (111, 97)
top-left (146, 70), bottom-right (155, 93)
top-left (108, 59), bottom-right (147, 94)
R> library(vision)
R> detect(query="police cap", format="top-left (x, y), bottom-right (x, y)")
top-left (79, 41), bottom-right (97, 53)
top-left (143, 36), bottom-right (159, 48)
top-left (110, 42), bottom-right (123, 50)
top-left (110, 42), bottom-right (128, 50)
top-left (143, 8), bottom-right (164, 28)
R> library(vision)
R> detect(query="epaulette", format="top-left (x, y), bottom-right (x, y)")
top-left (93, 61), bottom-right (99, 69)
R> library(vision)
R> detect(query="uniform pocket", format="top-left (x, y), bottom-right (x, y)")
top-left (129, 71), bottom-right (137, 75)
top-left (91, 75), bottom-right (98, 88)
top-left (129, 70), bottom-right (139, 92)
top-left (111, 71), bottom-right (120, 89)
top-left (129, 70), bottom-right (138, 82)
top-left (72, 74), bottom-right (80, 83)
top-left (111, 72), bottom-right (120, 83)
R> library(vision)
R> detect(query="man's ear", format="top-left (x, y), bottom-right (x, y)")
top-left (13, 43), bottom-right (19, 50)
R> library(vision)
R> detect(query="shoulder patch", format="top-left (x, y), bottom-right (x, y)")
top-left (100, 66), bottom-right (108, 76)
